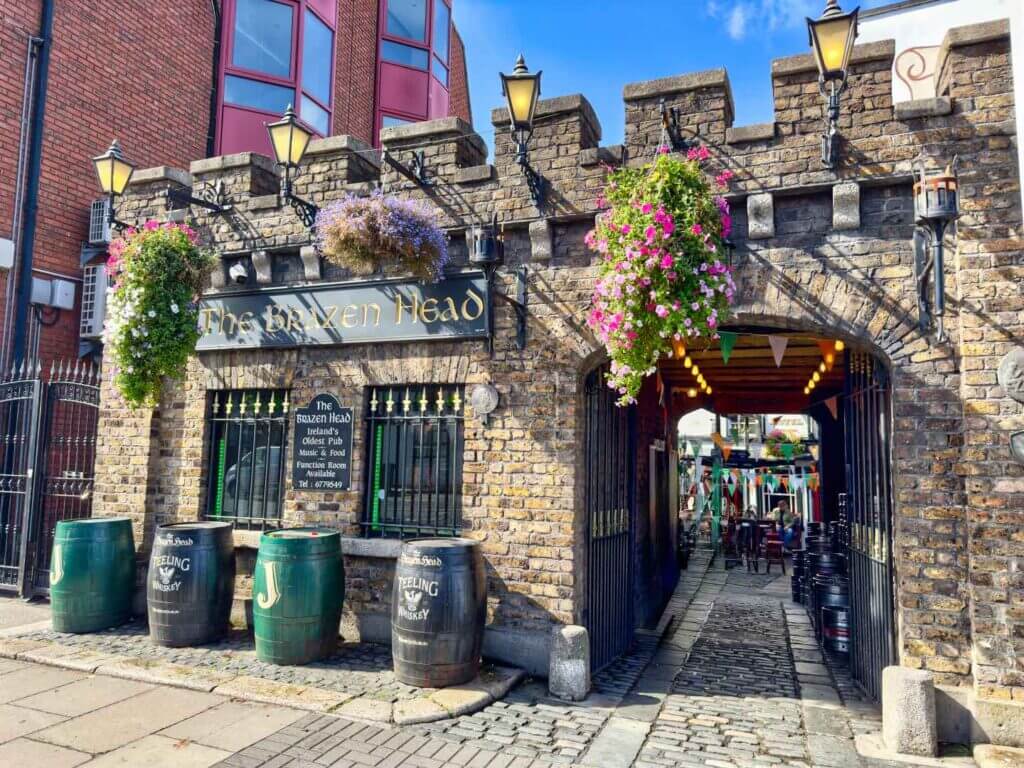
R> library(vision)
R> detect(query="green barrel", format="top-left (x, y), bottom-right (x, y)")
top-left (252, 528), bottom-right (344, 666)
top-left (50, 518), bottom-right (135, 633)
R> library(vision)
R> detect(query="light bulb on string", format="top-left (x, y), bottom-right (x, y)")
top-left (812, 371), bottom-right (821, 382)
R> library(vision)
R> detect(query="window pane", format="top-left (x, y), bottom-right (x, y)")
top-left (232, 0), bottom-right (294, 78)
top-left (381, 40), bottom-right (428, 69)
top-left (431, 56), bottom-right (448, 87)
top-left (302, 9), bottom-right (333, 105)
top-left (225, 74), bottom-right (294, 113)
top-left (301, 94), bottom-right (330, 134)
top-left (382, 114), bottom-right (413, 128)
top-left (432, 1), bottom-right (450, 61)
top-left (386, 0), bottom-right (426, 41)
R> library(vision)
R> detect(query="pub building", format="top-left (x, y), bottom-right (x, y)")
top-left (92, 18), bottom-right (1024, 747)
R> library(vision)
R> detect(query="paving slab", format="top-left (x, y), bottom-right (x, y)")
top-left (84, 733), bottom-right (231, 767)
top-left (0, 736), bottom-right (90, 767)
top-left (0, 658), bottom-right (25, 675)
top-left (18, 643), bottom-right (130, 673)
top-left (32, 684), bottom-right (222, 753)
top-left (855, 732), bottom-right (976, 767)
top-left (213, 674), bottom-right (353, 712)
top-left (16, 675), bottom-right (153, 717)
top-left (0, 596), bottom-right (51, 630)
top-left (394, 697), bottom-right (450, 725)
top-left (97, 658), bottom-right (236, 692)
top-left (976, 744), bottom-right (1024, 768)
top-left (579, 715), bottom-right (650, 768)
top-left (0, 702), bottom-right (66, 743)
top-left (160, 699), bottom-right (306, 752)
top-left (0, 665), bottom-right (83, 703)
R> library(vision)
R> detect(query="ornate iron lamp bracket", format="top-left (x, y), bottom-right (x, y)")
top-left (382, 149), bottom-right (432, 187)
top-left (659, 98), bottom-right (689, 152)
top-left (165, 179), bottom-right (231, 216)
top-left (819, 76), bottom-right (846, 168)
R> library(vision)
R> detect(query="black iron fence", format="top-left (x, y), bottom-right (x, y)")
top-left (0, 361), bottom-right (100, 597)
top-left (362, 385), bottom-right (465, 538)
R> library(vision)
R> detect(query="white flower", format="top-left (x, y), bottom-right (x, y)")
top-left (147, 310), bottom-right (156, 318)
top-left (170, 303), bottom-right (179, 314)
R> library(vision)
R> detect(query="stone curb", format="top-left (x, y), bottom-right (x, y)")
top-left (2, 635), bottom-right (526, 725)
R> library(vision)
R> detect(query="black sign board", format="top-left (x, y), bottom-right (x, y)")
top-left (292, 394), bottom-right (353, 491)
top-left (195, 272), bottom-right (490, 351)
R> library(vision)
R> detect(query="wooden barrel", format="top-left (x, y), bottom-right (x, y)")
top-left (392, 538), bottom-right (486, 688)
top-left (147, 522), bottom-right (235, 647)
top-left (252, 528), bottom-right (343, 666)
top-left (50, 518), bottom-right (134, 633)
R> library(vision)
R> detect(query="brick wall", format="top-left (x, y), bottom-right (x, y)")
top-left (449, 27), bottom-right (471, 125)
top-left (95, 21), bottom-right (1022, 709)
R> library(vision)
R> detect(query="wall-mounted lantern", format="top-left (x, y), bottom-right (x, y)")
top-left (267, 105), bottom-right (319, 230)
top-left (469, 217), bottom-right (527, 353)
top-left (806, 0), bottom-right (859, 168)
top-left (914, 159), bottom-right (959, 342)
top-left (500, 55), bottom-right (545, 209)
top-left (91, 140), bottom-right (135, 231)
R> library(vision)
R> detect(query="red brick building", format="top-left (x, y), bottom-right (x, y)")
top-left (0, 0), bottom-right (471, 366)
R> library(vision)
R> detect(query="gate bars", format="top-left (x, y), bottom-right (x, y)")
top-left (843, 351), bottom-right (898, 702)
top-left (584, 364), bottom-right (637, 672)
top-left (0, 360), bottom-right (99, 597)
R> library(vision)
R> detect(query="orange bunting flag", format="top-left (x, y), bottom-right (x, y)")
top-left (711, 432), bottom-right (724, 448)
top-left (825, 396), bottom-right (839, 420)
top-left (755, 472), bottom-right (764, 487)
top-left (780, 475), bottom-right (788, 489)
top-left (722, 445), bottom-right (732, 461)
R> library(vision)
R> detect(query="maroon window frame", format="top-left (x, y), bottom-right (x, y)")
top-left (217, 0), bottom-right (336, 152)
top-left (375, 0), bottom-right (452, 144)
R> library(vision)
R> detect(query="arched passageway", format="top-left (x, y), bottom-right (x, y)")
top-left (582, 325), bottom-right (897, 701)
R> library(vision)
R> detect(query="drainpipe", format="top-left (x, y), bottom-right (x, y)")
top-left (11, 0), bottom-right (54, 367)
top-left (206, 0), bottom-right (222, 157)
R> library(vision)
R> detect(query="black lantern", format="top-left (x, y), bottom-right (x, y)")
top-left (806, 0), bottom-right (859, 168)
top-left (914, 159), bottom-right (959, 342)
top-left (266, 105), bottom-right (319, 230)
top-left (92, 140), bottom-right (135, 230)
top-left (469, 217), bottom-right (505, 275)
top-left (500, 55), bottom-right (545, 208)
top-left (469, 216), bottom-right (527, 354)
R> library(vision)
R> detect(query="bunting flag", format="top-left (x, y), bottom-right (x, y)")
top-left (719, 332), bottom-right (738, 364)
top-left (807, 473), bottom-right (820, 491)
top-left (809, 444), bottom-right (820, 460)
top-left (726, 472), bottom-right (737, 495)
top-left (711, 465), bottom-right (722, 481)
top-left (711, 432), bottom-right (725, 449)
top-left (721, 444), bottom-right (732, 462)
top-left (825, 396), bottom-right (839, 420)
top-left (755, 472), bottom-right (764, 487)
top-left (779, 475), bottom-right (788, 489)
top-left (791, 474), bottom-right (804, 490)
top-left (781, 442), bottom-right (794, 460)
top-left (765, 473), bottom-right (779, 491)
top-left (768, 335), bottom-right (789, 367)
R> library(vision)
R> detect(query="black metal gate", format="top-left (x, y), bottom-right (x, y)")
top-left (843, 351), bottom-right (897, 701)
top-left (0, 361), bottom-right (99, 597)
top-left (583, 363), bottom-right (637, 672)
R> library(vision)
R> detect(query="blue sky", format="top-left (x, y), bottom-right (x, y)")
top-left (453, 0), bottom-right (891, 157)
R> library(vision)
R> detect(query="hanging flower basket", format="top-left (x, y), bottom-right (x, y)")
top-left (764, 429), bottom-right (805, 459)
top-left (586, 146), bottom-right (737, 404)
top-left (315, 192), bottom-right (449, 281)
top-left (104, 222), bottom-right (217, 408)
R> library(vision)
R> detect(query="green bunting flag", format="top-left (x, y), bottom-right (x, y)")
top-left (765, 473), bottom-right (778, 491)
top-left (781, 442), bottom-right (794, 460)
top-left (719, 332), bottom-right (737, 364)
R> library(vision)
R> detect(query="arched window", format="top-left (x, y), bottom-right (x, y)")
top-left (218, 0), bottom-right (336, 155)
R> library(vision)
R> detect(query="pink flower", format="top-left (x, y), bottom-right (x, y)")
top-left (691, 223), bottom-right (703, 236)
top-left (621, 224), bottom-right (631, 235)
top-left (658, 145), bottom-right (670, 155)
top-left (144, 220), bottom-right (159, 231)
top-left (641, 202), bottom-right (653, 214)
top-left (660, 254), bottom-right (674, 269)
top-left (715, 170), bottom-right (734, 187)
top-left (655, 305), bottom-right (669, 318)
top-left (645, 225), bottom-right (657, 244)
top-left (662, 218), bottom-right (675, 237)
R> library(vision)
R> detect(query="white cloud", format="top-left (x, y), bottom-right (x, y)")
top-left (708, 0), bottom-right (817, 40)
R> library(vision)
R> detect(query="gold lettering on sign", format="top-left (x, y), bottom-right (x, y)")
top-left (265, 305), bottom-right (287, 332)
top-left (462, 289), bottom-right (485, 321)
top-left (440, 297), bottom-right (458, 322)
top-left (199, 308), bottom-right (219, 333)
top-left (321, 305), bottom-right (338, 329)
top-left (364, 303), bottom-right (381, 327)
top-left (341, 305), bottom-right (359, 328)
top-left (238, 311), bottom-right (255, 333)
top-left (419, 298), bottom-right (439, 323)
top-left (395, 293), bottom-right (417, 325)
top-left (287, 308), bottom-right (304, 332)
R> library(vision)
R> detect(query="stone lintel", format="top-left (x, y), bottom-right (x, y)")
top-left (833, 182), bottom-right (861, 231)
top-left (190, 152), bottom-right (276, 177)
top-left (726, 123), bottom-right (775, 145)
top-left (128, 166), bottom-right (192, 188)
top-left (381, 116), bottom-right (486, 157)
top-left (580, 145), bottom-right (625, 167)
top-left (895, 97), bottom-right (953, 120)
top-left (529, 218), bottom-right (554, 262)
top-left (772, 39), bottom-right (895, 77)
top-left (747, 193), bottom-right (775, 240)
top-left (454, 165), bottom-right (495, 184)
top-left (490, 94), bottom-right (602, 144)
top-left (935, 19), bottom-right (1011, 88)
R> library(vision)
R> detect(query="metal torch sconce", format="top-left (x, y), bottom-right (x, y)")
top-left (501, 55), bottom-right (545, 209)
top-left (806, 0), bottom-right (859, 169)
top-left (914, 158), bottom-right (959, 342)
top-left (469, 217), bottom-right (527, 354)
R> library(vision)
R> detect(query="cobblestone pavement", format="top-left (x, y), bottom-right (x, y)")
top-left (16, 622), bottom-right (446, 702)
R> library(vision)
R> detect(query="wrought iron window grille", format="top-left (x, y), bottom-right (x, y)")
top-left (362, 384), bottom-right (464, 539)
top-left (205, 389), bottom-right (290, 530)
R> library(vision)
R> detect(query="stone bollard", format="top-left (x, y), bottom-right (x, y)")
top-left (882, 666), bottom-right (938, 757)
top-left (549, 625), bottom-right (590, 702)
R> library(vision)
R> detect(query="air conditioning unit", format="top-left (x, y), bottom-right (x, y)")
top-left (88, 198), bottom-right (111, 245)
top-left (80, 263), bottom-right (109, 339)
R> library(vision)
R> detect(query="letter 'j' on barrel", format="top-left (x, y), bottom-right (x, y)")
top-left (252, 528), bottom-right (344, 666)
top-left (392, 538), bottom-right (487, 688)
top-left (50, 518), bottom-right (135, 634)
